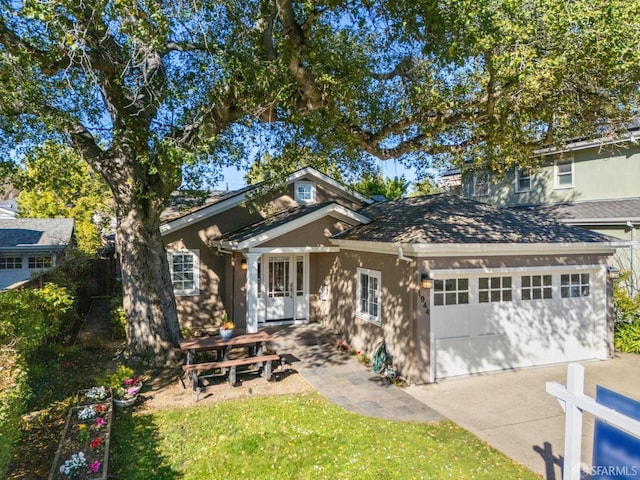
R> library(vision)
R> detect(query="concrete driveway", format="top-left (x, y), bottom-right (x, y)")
top-left (405, 354), bottom-right (640, 479)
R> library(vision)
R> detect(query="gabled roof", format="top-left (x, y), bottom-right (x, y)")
top-left (513, 198), bottom-right (640, 225)
top-left (334, 194), bottom-right (620, 246)
top-left (0, 218), bottom-right (75, 252)
top-left (160, 167), bottom-right (372, 236)
top-left (217, 202), bottom-right (370, 251)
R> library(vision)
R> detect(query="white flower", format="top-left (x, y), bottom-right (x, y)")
top-left (78, 406), bottom-right (96, 420)
top-left (85, 386), bottom-right (108, 401)
top-left (59, 451), bottom-right (86, 476)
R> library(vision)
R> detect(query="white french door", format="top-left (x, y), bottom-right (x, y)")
top-left (259, 254), bottom-right (308, 323)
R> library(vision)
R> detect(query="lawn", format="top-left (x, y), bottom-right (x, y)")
top-left (110, 392), bottom-right (540, 480)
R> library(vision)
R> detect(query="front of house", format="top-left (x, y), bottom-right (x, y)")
top-left (161, 168), bottom-right (627, 384)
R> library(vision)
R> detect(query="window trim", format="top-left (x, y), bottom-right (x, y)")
top-left (521, 274), bottom-right (553, 301)
top-left (0, 256), bottom-right (23, 270)
top-left (554, 157), bottom-right (574, 190)
top-left (433, 277), bottom-right (470, 306)
top-left (356, 267), bottom-right (381, 325)
top-left (515, 168), bottom-right (532, 193)
top-left (168, 249), bottom-right (200, 296)
top-left (560, 273), bottom-right (590, 298)
top-left (472, 173), bottom-right (489, 197)
top-left (294, 181), bottom-right (316, 205)
top-left (478, 276), bottom-right (513, 303)
top-left (28, 255), bottom-right (52, 269)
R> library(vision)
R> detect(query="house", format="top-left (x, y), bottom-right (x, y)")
top-left (0, 200), bottom-right (17, 219)
top-left (161, 167), bottom-right (627, 384)
top-left (462, 130), bottom-right (640, 294)
top-left (0, 218), bottom-right (75, 289)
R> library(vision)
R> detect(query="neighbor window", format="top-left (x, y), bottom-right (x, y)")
top-left (433, 278), bottom-right (470, 306)
top-left (169, 250), bottom-right (200, 296)
top-left (473, 173), bottom-right (489, 196)
top-left (357, 268), bottom-right (381, 325)
top-left (479, 276), bottom-right (513, 303)
top-left (28, 256), bottom-right (52, 269)
top-left (515, 168), bottom-right (532, 193)
top-left (0, 257), bottom-right (22, 269)
top-left (555, 158), bottom-right (574, 189)
top-left (294, 181), bottom-right (316, 204)
top-left (560, 273), bottom-right (590, 298)
top-left (521, 275), bottom-right (552, 300)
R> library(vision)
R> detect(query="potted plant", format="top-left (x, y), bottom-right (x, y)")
top-left (100, 365), bottom-right (142, 408)
top-left (219, 313), bottom-right (235, 340)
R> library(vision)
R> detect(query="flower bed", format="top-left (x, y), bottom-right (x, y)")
top-left (48, 393), bottom-right (112, 480)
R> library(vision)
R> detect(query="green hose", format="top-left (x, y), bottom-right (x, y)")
top-left (371, 341), bottom-right (387, 374)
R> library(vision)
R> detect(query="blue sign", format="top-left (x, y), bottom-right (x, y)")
top-left (591, 386), bottom-right (640, 479)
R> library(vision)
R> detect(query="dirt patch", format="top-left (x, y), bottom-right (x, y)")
top-left (135, 364), bottom-right (315, 412)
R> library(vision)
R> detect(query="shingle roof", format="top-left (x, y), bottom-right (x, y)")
top-left (0, 218), bottom-right (75, 249)
top-left (336, 194), bottom-right (613, 244)
top-left (517, 198), bottom-right (640, 223)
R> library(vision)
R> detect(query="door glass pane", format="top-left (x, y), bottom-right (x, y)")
top-left (296, 257), bottom-right (304, 296)
top-left (268, 256), bottom-right (290, 297)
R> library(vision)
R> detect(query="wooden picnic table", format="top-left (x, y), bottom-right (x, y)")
top-left (178, 331), bottom-right (278, 399)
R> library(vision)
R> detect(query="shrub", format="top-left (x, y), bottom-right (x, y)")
top-left (615, 321), bottom-right (640, 353)
top-left (110, 296), bottom-right (126, 339)
top-left (0, 347), bottom-right (30, 478)
top-left (613, 271), bottom-right (640, 323)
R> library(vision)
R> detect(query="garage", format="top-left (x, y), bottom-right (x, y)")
top-left (430, 266), bottom-right (608, 379)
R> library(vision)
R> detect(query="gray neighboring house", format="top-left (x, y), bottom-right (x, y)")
top-left (0, 200), bottom-right (18, 219)
top-left (0, 218), bottom-right (75, 290)
top-left (462, 129), bottom-right (640, 294)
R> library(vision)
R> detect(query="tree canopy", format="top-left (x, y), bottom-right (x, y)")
top-left (0, 0), bottom-right (638, 364)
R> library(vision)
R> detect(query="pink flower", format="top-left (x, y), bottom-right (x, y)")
top-left (124, 377), bottom-right (139, 386)
top-left (96, 417), bottom-right (105, 427)
top-left (89, 461), bottom-right (101, 473)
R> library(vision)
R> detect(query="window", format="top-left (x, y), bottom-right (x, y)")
top-left (473, 173), bottom-right (489, 196)
top-left (555, 158), bottom-right (573, 189)
top-left (479, 276), bottom-right (513, 303)
top-left (515, 168), bottom-right (531, 193)
top-left (561, 273), bottom-right (590, 298)
top-left (294, 181), bottom-right (316, 204)
top-left (521, 275), bottom-right (552, 300)
top-left (296, 256), bottom-right (304, 297)
top-left (0, 257), bottom-right (22, 269)
top-left (433, 278), bottom-right (469, 306)
top-left (357, 268), bottom-right (381, 324)
top-left (28, 256), bottom-right (52, 269)
top-left (169, 250), bottom-right (200, 295)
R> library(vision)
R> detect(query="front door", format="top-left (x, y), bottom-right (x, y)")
top-left (260, 254), bottom-right (308, 323)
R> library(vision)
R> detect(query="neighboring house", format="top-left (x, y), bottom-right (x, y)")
top-left (0, 218), bottom-right (75, 289)
top-left (462, 130), bottom-right (640, 293)
top-left (0, 200), bottom-right (18, 219)
top-left (161, 167), bottom-right (626, 384)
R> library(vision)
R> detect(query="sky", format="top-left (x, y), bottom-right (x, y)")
top-left (216, 158), bottom-right (418, 191)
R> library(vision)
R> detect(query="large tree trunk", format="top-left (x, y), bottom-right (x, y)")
top-left (116, 201), bottom-right (182, 366)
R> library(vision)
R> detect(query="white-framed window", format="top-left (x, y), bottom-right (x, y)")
top-left (560, 273), bottom-right (590, 298)
top-left (554, 157), bottom-right (574, 189)
top-left (168, 249), bottom-right (200, 296)
top-left (473, 173), bottom-right (489, 196)
top-left (433, 278), bottom-right (470, 306)
top-left (479, 276), bottom-right (513, 303)
top-left (0, 257), bottom-right (22, 269)
top-left (294, 181), bottom-right (316, 204)
top-left (357, 268), bottom-right (381, 325)
top-left (521, 275), bottom-right (552, 300)
top-left (515, 168), bottom-right (532, 193)
top-left (28, 256), bottom-right (52, 269)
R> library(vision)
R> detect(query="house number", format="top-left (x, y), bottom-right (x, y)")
top-left (419, 292), bottom-right (429, 315)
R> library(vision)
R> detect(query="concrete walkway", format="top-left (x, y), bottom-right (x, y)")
top-left (269, 324), bottom-right (640, 479)
top-left (269, 324), bottom-right (444, 422)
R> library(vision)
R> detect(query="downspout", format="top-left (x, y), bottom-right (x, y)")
top-left (397, 247), bottom-right (414, 263)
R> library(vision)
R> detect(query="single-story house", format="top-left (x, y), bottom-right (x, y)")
top-left (161, 168), bottom-right (628, 384)
top-left (0, 218), bottom-right (75, 290)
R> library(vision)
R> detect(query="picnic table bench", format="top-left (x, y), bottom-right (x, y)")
top-left (179, 331), bottom-right (279, 401)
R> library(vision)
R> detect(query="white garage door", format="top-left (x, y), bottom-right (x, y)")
top-left (431, 267), bottom-right (608, 379)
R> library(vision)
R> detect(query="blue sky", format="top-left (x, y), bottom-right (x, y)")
top-left (216, 158), bottom-right (418, 191)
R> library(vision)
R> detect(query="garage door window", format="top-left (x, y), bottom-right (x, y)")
top-left (521, 275), bottom-right (552, 300)
top-left (357, 268), bottom-right (381, 325)
top-left (479, 276), bottom-right (512, 303)
top-left (561, 273), bottom-right (590, 298)
top-left (433, 278), bottom-right (469, 306)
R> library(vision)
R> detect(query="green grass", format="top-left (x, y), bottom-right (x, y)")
top-left (110, 392), bottom-right (540, 480)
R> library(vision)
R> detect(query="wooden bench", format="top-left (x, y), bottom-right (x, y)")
top-left (182, 354), bottom-right (281, 400)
